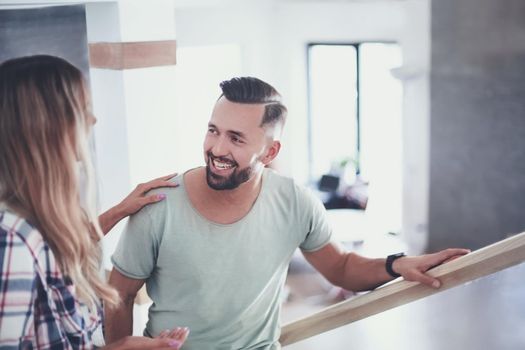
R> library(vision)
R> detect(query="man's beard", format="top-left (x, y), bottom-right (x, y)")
top-left (205, 154), bottom-right (253, 190)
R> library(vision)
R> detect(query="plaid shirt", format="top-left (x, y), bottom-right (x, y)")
top-left (0, 209), bottom-right (101, 349)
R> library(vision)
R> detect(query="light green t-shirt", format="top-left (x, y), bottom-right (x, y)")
top-left (111, 168), bottom-right (332, 349)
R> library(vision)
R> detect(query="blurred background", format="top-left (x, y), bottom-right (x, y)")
top-left (1, 0), bottom-right (525, 348)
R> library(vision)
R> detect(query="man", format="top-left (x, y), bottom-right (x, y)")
top-left (106, 77), bottom-right (468, 349)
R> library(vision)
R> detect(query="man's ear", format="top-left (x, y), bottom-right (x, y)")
top-left (262, 140), bottom-right (281, 165)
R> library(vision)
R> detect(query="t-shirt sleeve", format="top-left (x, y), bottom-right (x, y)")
top-left (111, 208), bottom-right (160, 280)
top-left (298, 188), bottom-right (333, 252)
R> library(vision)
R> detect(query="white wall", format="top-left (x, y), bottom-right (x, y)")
top-left (0, 0), bottom-right (431, 255)
top-left (399, 0), bottom-right (431, 253)
top-left (174, 0), bottom-right (431, 253)
top-left (85, 0), bottom-right (178, 267)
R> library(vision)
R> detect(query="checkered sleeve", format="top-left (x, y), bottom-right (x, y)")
top-left (0, 222), bottom-right (39, 348)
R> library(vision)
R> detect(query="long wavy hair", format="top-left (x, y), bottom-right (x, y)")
top-left (0, 55), bottom-right (119, 309)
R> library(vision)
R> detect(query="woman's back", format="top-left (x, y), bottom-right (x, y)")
top-left (0, 54), bottom-right (186, 349)
top-left (0, 208), bottom-right (101, 349)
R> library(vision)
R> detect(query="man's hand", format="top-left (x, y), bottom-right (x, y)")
top-left (392, 248), bottom-right (471, 288)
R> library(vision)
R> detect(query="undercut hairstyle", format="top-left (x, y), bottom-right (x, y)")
top-left (219, 77), bottom-right (287, 132)
top-left (0, 55), bottom-right (119, 310)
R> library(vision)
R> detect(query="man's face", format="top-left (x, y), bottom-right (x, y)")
top-left (203, 97), bottom-right (270, 190)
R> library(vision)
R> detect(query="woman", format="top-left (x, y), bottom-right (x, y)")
top-left (0, 55), bottom-right (187, 349)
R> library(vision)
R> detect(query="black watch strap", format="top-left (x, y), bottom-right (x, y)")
top-left (385, 252), bottom-right (405, 278)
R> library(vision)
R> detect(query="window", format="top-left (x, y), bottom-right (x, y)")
top-left (308, 42), bottom-right (403, 231)
top-left (308, 44), bottom-right (358, 182)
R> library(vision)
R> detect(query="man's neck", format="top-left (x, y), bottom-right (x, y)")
top-left (183, 167), bottom-right (264, 225)
top-left (200, 167), bottom-right (263, 206)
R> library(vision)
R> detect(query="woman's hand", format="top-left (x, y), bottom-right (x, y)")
top-left (99, 173), bottom-right (179, 234)
top-left (157, 327), bottom-right (190, 348)
top-left (104, 327), bottom-right (190, 350)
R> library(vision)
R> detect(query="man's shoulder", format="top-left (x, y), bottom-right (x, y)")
top-left (264, 168), bottom-right (296, 188)
top-left (146, 172), bottom-right (184, 197)
top-left (138, 172), bottom-right (188, 218)
top-left (264, 169), bottom-right (317, 203)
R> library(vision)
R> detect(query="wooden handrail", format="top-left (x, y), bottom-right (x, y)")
top-left (280, 231), bottom-right (525, 346)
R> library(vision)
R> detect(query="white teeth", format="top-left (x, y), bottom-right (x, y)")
top-left (213, 159), bottom-right (235, 170)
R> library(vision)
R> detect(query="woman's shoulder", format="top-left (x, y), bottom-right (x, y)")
top-left (0, 209), bottom-right (46, 257)
top-left (0, 209), bottom-right (54, 284)
top-left (0, 209), bottom-right (66, 298)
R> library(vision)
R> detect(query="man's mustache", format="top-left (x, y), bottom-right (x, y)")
top-left (207, 152), bottom-right (238, 167)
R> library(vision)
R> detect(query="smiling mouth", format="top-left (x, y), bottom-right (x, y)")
top-left (213, 159), bottom-right (235, 170)
top-left (209, 155), bottom-right (237, 171)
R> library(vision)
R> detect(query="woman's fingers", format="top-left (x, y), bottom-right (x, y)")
top-left (157, 329), bottom-right (171, 339)
top-left (143, 326), bottom-right (189, 350)
top-left (141, 193), bottom-right (167, 206)
top-left (159, 173), bottom-right (178, 181)
top-left (139, 179), bottom-right (178, 195)
top-left (110, 335), bottom-right (183, 349)
top-left (148, 337), bottom-right (183, 349)
top-left (122, 174), bottom-right (179, 213)
top-left (167, 327), bottom-right (190, 342)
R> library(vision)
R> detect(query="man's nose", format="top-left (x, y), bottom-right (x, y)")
top-left (212, 135), bottom-right (229, 156)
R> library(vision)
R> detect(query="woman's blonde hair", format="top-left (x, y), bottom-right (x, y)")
top-left (0, 55), bottom-right (119, 309)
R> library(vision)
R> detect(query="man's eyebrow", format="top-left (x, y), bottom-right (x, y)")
top-left (227, 130), bottom-right (246, 139)
top-left (208, 123), bottom-right (247, 139)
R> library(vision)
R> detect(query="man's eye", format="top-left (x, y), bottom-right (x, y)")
top-left (208, 128), bottom-right (217, 134)
top-left (231, 136), bottom-right (244, 144)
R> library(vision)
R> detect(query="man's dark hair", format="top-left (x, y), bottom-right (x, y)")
top-left (219, 77), bottom-right (287, 131)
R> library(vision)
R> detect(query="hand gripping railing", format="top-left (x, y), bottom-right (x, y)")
top-left (280, 231), bottom-right (525, 346)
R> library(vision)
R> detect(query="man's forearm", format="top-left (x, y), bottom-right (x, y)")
top-left (337, 253), bottom-right (393, 292)
top-left (302, 244), bottom-right (395, 293)
top-left (104, 299), bottom-right (135, 344)
top-left (306, 242), bottom-right (470, 293)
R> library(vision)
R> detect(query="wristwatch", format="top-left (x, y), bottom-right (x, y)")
top-left (385, 252), bottom-right (406, 278)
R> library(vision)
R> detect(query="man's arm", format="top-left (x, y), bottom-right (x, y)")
top-left (105, 269), bottom-right (146, 344)
top-left (302, 241), bottom-right (470, 292)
